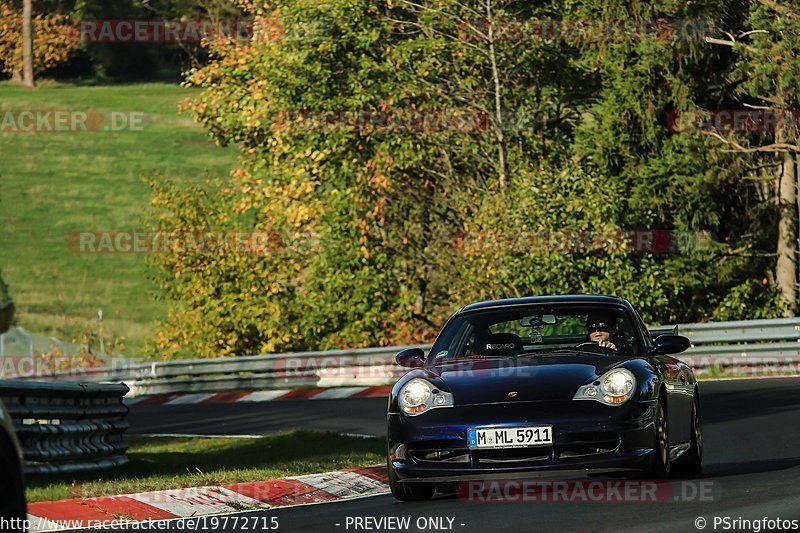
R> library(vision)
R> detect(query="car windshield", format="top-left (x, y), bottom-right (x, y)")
top-left (429, 304), bottom-right (642, 363)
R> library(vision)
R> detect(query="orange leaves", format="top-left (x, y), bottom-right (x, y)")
top-left (0, 6), bottom-right (81, 76)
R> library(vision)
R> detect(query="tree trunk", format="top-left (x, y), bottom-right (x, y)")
top-left (486, 0), bottom-right (507, 188)
top-left (796, 155), bottom-right (800, 314)
top-left (22, 0), bottom-right (35, 88)
top-left (776, 150), bottom-right (797, 315)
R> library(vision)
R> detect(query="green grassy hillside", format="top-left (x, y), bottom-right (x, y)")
top-left (0, 82), bottom-right (238, 355)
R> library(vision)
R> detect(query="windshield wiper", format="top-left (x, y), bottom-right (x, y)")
top-left (436, 355), bottom-right (508, 363)
top-left (534, 348), bottom-right (599, 355)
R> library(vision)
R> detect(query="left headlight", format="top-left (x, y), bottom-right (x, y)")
top-left (398, 378), bottom-right (454, 416)
top-left (574, 368), bottom-right (636, 406)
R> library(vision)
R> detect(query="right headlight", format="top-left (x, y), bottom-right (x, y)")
top-left (574, 368), bottom-right (636, 406)
top-left (398, 378), bottom-right (454, 416)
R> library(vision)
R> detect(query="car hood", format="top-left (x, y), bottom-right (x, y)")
top-left (431, 355), bottom-right (632, 404)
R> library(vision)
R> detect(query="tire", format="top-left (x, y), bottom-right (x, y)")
top-left (648, 396), bottom-right (671, 478)
top-left (0, 435), bottom-right (26, 532)
top-left (671, 396), bottom-right (704, 477)
top-left (388, 459), bottom-right (436, 501)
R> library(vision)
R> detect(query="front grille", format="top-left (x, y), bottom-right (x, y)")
top-left (408, 440), bottom-right (471, 464)
top-left (558, 446), bottom-right (617, 458)
top-left (475, 448), bottom-right (551, 464)
top-left (556, 431), bottom-right (620, 459)
top-left (412, 450), bottom-right (471, 463)
top-left (405, 431), bottom-right (621, 467)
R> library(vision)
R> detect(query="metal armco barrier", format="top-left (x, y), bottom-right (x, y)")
top-left (17, 318), bottom-right (800, 396)
top-left (0, 380), bottom-right (129, 474)
top-left (117, 345), bottom-right (424, 396)
top-left (670, 318), bottom-right (800, 372)
top-left (678, 317), bottom-right (800, 344)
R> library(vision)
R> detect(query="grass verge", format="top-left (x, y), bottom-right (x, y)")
top-left (25, 430), bottom-right (385, 503)
top-left (0, 81), bottom-right (238, 355)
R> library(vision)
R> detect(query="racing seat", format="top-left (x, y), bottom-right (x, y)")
top-left (474, 331), bottom-right (524, 357)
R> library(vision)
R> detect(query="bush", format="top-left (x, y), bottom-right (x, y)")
top-left (0, 5), bottom-right (82, 78)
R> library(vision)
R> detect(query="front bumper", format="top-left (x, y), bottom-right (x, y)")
top-left (388, 399), bottom-right (658, 482)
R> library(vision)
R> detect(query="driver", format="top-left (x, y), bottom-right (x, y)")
top-left (585, 311), bottom-right (618, 351)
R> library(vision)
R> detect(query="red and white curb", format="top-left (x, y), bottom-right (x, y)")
top-left (124, 386), bottom-right (392, 407)
top-left (27, 466), bottom-right (389, 532)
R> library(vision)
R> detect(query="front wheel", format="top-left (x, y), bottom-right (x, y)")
top-left (672, 396), bottom-right (703, 477)
top-left (648, 396), bottom-right (671, 478)
top-left (388, 460), bottom-right (436, 501)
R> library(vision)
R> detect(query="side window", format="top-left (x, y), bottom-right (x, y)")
top-left (614, 315), bottom-right (638, 355)
top-left (450, 322), bottom-right (476, 359)
top-left (462, 330), bottom-right (475, 357)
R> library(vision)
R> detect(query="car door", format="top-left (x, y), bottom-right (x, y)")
top-left (634, 309), bottom-right (692, 446)
top-left (653, 354), bottom-right (693, 446)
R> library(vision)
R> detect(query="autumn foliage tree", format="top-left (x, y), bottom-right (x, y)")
top-left (148, 0), bottom-right (794, 357)
top-left (0, 2), bottom-right (82, 79)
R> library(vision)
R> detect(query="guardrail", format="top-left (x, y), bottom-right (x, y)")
top-left (14, 318), bottom-right (800, 396)
top-left (0, 380), bottom-right (130, 474)
top-left (667, 318), bottom-right (800, 373)
top-left (113, 346), bottom-right (420, 396)
top-left (678, 317), bottom-right (800, 344)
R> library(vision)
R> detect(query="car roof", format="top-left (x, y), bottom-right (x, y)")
top-left (458, 295), bottom-right (632, 314)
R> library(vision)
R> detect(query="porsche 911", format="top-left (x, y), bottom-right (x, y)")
top-left (387, 295), bottom-right (702, 501)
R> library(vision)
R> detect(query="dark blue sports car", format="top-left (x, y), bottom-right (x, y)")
top-left (387, 295), bottom-right (703, 501)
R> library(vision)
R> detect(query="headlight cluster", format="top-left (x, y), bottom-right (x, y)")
top-left (574, 368), bottom-right (636, 406)
top-left (398, 378), bottom-right (454, 416)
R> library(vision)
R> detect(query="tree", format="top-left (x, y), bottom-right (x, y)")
top-left (151, 0), bottom-right (790, 358)
top-left (22, 0), bottom-right (34, 87)
top-left (151, 0), bottom-right (411, 356)
top-left (567, 0), bottom-right (790, 321)
top-left (0, 2), bottom-right (81, 80)
top-left (158, 0), bottom-right (608, 355)
top-left (702, 0), bottom-right (800, 316)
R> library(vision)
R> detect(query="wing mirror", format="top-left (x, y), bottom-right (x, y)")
top-left (396, 347), bottom-right (425, 368)
top-left (650, 334), bottom-right (691, 355)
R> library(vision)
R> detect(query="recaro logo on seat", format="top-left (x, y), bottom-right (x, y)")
top-left (487, 343), bottom-right (516, 350)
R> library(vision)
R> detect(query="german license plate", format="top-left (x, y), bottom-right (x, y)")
top-left (468, 426), bottom-right (553, 449)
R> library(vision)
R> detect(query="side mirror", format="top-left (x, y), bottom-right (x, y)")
top-left (651, 334), bottom-right (691, 355)
top-left (396, 347), bottom-right (425, 368)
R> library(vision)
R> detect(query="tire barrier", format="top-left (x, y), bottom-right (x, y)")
top-left (0, 380), bottom-right (129, 474)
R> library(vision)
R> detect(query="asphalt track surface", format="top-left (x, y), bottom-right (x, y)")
top-left (127, 397), bottom-right (388, 437)
top-left (92, 378), bottom-right (800, 533)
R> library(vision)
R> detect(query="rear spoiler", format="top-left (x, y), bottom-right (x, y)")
top-left (648, 325), bottom-right (678, 338)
